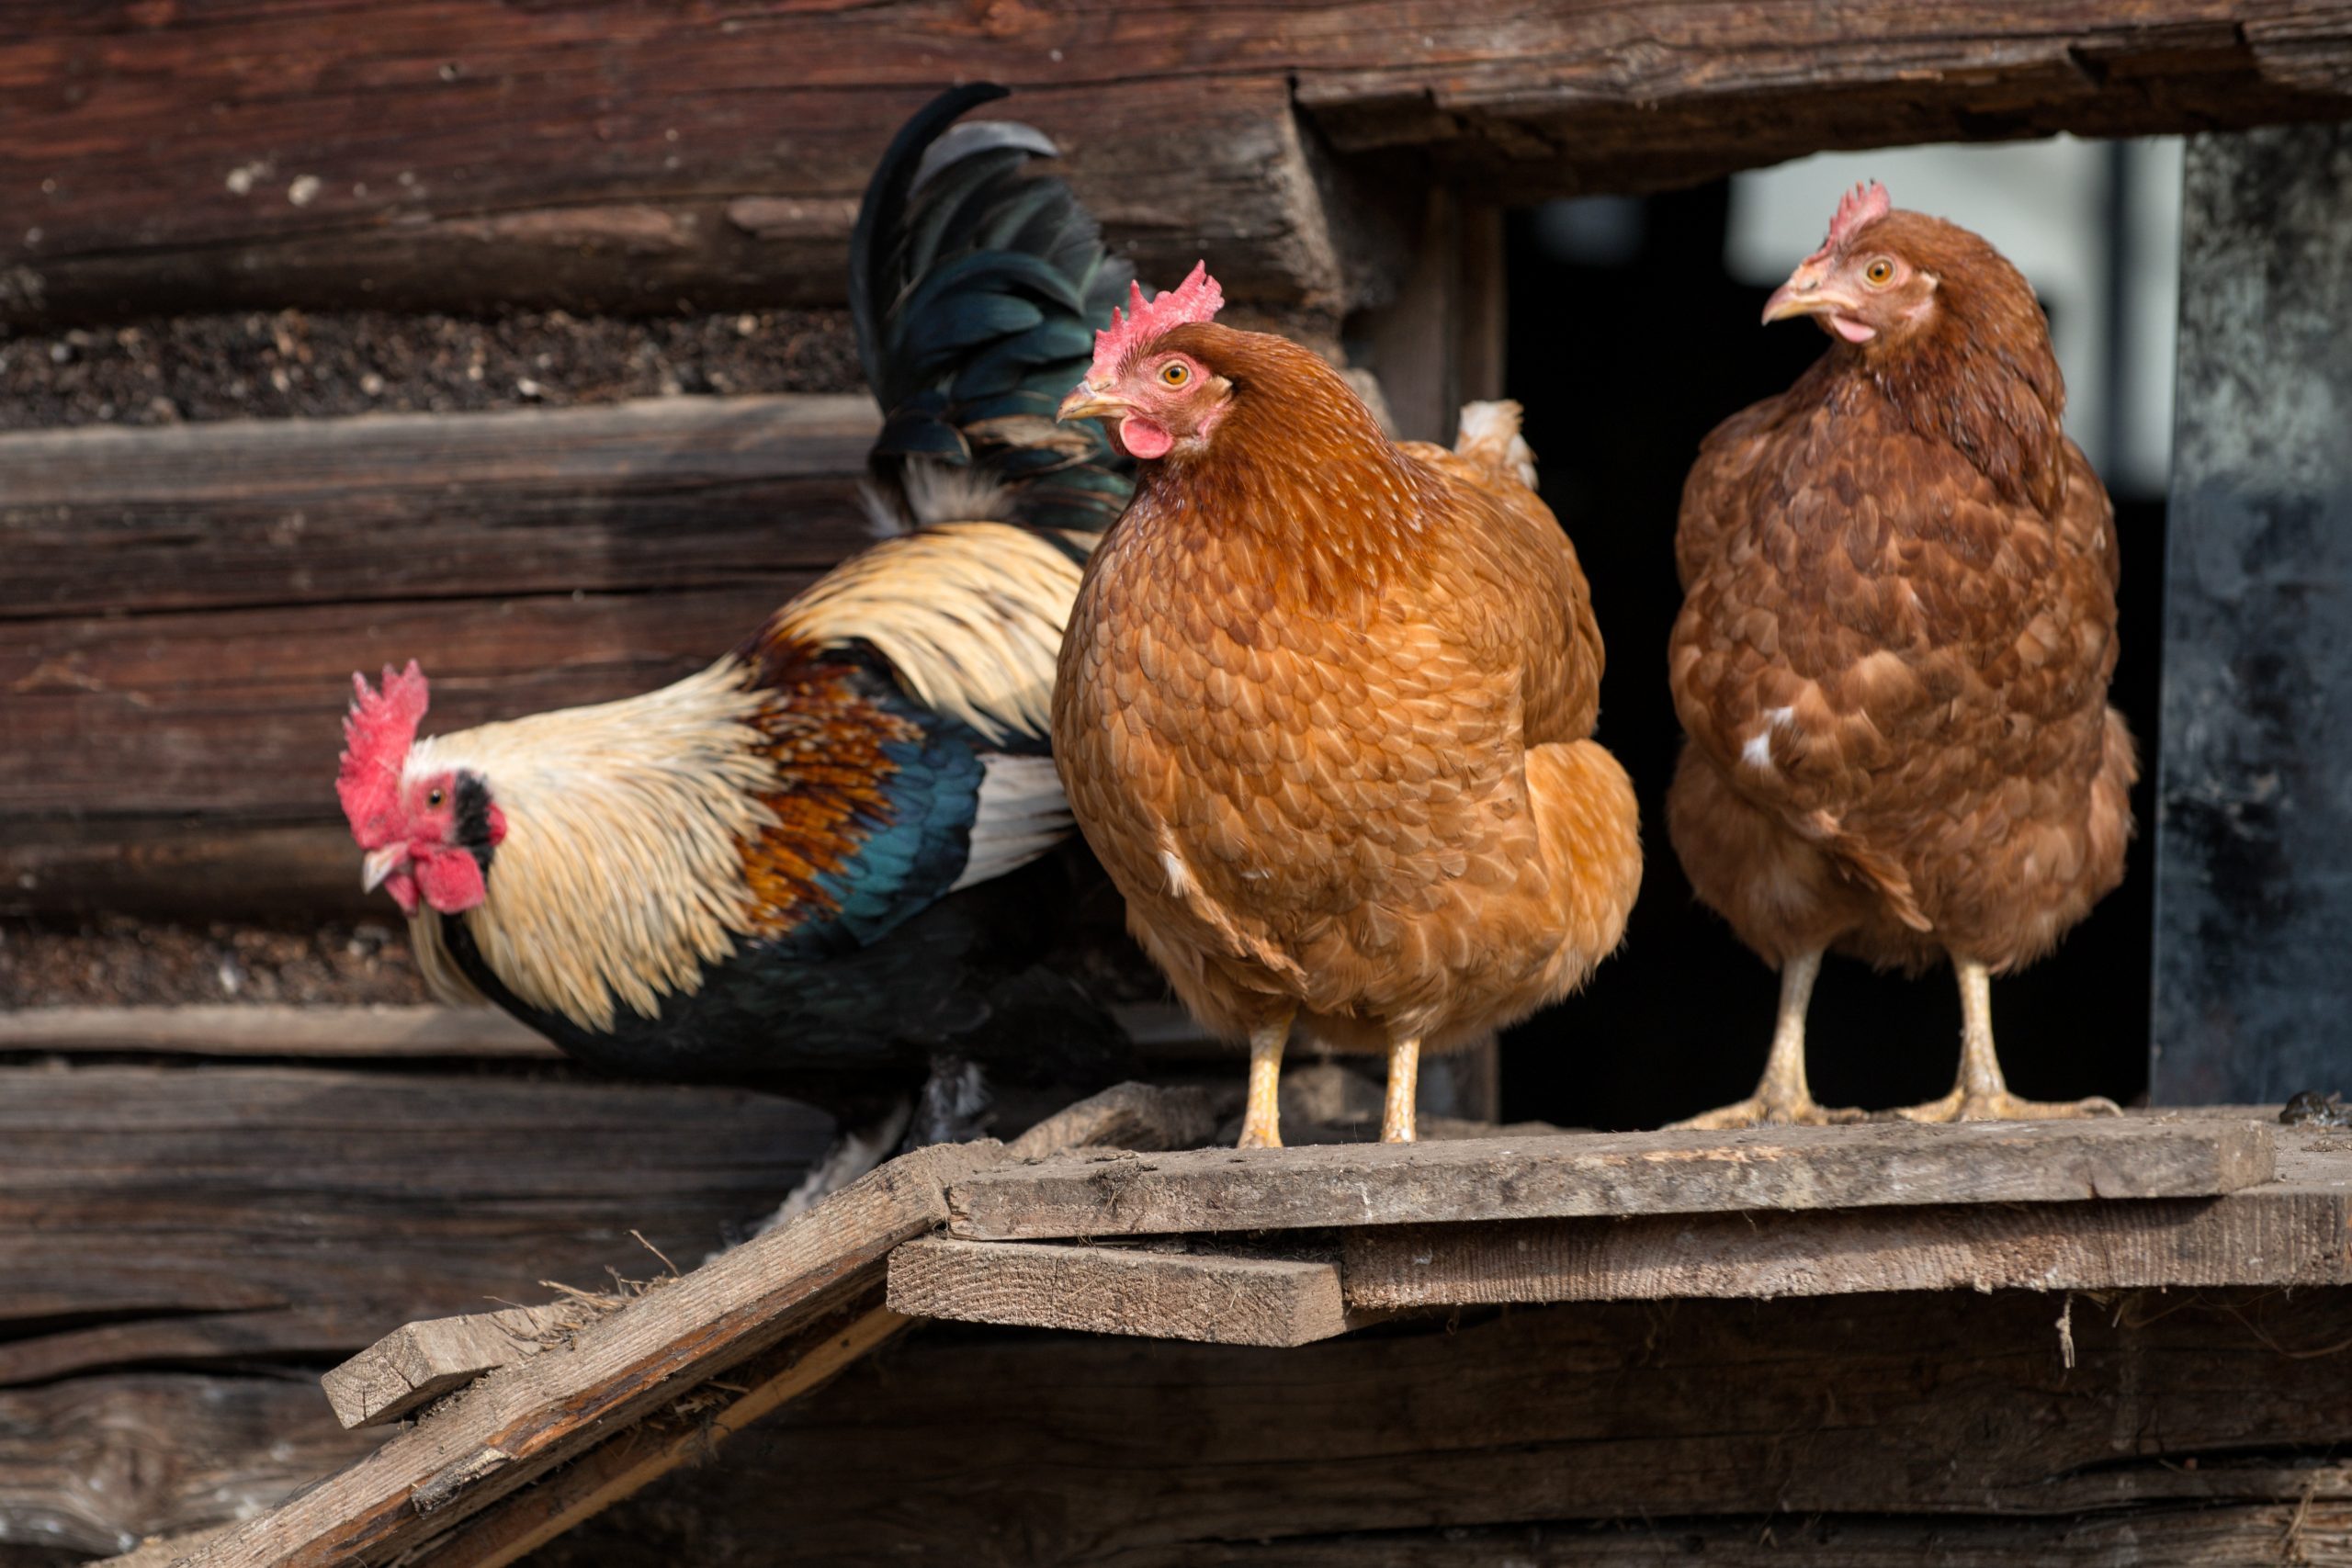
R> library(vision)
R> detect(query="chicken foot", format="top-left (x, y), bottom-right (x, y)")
top-left (1671, 950), bottom-right (1865, 1129)
top-left (1383, 1034), bottom-right (1422, 1144)
top-left (1238, 1012), bottom-right (1292, 1148)
top-left (1892, 956), bottom-right (2122, 1122)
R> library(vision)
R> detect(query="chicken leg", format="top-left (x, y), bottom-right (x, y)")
top-left (1238, 1012), bottom-right (1292, 1148)
top-left (1893, 955), bottom-right (2121, 1122)
top-left (1671, 949), bottom-right (1864, 1129)
top-left (1383, 1034), bottom-right (1421, 1144)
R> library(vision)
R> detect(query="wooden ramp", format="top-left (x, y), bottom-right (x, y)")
top-left (157, 1100), bottom-right (2337, 1566)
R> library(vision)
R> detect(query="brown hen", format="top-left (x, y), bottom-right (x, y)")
top-left (1053, 267), bottom-right (1641, 1145)
top-left (1668, 184), bottom-right (2135, 1127)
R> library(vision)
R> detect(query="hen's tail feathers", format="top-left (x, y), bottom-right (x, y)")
top-left (1454, 400), bottom-right (1540, 492)
top-left (851, 84), bottom-right (1136, 538)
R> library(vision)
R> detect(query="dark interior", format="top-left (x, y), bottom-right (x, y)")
top-left (1494, 178), bottom-right (2165, 1132)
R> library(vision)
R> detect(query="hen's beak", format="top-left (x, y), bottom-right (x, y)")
top-left (361, 844), bottom-right (410, 893)
top-left (1057, 382), bottom-right (1125, 423)
top-left (1760, 263), bottom-right (1861, 326)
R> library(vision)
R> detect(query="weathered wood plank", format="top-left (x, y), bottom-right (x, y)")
top-left (0, 1064), bottom-right (829, 1385)
top-left (0, 820), bottom-right (383, 920)
top-left (1002, 1080), bottom-right (1225, 1160)
top-left (888, 1238), bottom-right (1352, 1347)
top-left (2154, 124), bottom-right (2352, 1104)
top-left (0, 395), bottom-right (877, 620)
top-left (178, 1142), bottom-right (997, 1568)
top-left (322, 1303), bottom-right (582, 1430)
top-left (0, 1005), bottom-right (559, 1060)
top-left (1345, 1134), bottom-right (2352, 1306)
top-left (5, 4), bottom-right (2347, 322)
top-left (525, 1290), bottom-right (2352, 1566)
top-left (401, 1301), bottom-right (909, 1568)
top-left (946, 1118), bottom-right (2278, 1240)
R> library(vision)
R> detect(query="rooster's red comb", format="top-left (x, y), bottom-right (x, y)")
top-left (1086, 261), bottom-right (1225, 383)
top-left (336, 660), bottom-right (429, 840)
top-left (1807, 181), bottom-right (1892, 263)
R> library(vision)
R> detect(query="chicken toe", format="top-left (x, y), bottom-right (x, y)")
top-left (1886, 956), bottom-right (2122, 1123)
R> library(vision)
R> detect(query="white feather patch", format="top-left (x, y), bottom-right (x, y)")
top-left (1453, 399), bottom-right (1540, 491)
top-left (948, 752), bottom-right (1073, 892)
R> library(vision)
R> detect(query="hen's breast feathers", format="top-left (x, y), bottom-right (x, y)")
top-left (1669, 367), bottom-right (2130, 964)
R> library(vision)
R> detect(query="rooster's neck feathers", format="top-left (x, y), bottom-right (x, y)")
top-left (403, 660), bottom-right (777, 1032)
top-left (766, 520), bottom-right (1090, 746)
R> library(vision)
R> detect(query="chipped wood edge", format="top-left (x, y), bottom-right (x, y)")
top-left (322, 1303), bottom-right (583, 1430)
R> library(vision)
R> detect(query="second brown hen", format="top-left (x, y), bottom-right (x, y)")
top-left (1053, 267), bottom-right (1641, 1145)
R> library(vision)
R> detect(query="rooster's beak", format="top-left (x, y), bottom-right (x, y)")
top-left (1761, 263), bottom-right (1861, 327)
top-left (1057, 382), bottom-right (1125, 423)
top-left (361, 844), bottom-right (410, 893)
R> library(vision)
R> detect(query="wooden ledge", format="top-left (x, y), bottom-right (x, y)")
top-left (944, 1117), bottom-right (2278, 1242)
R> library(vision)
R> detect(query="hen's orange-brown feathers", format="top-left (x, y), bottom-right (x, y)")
top-left (1054, 326), bottom-right (1638, 1068)
top-left (1669, 209), bottom-right (2134, 980)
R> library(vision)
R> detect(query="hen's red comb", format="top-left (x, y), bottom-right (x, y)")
top-left (1807, 180), bottom-right (1891, 263)
top-left (1087, 261), bottom-right (1225, 382)
top-left (336, 660), bottom-right (429, 840)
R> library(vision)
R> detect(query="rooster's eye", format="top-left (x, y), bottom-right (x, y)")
top-left (1863, 258), bottom-right (1895, 288)
top-left (426, 787), bottom-right (445, 808)
top-left (1159, 361), bottom-right (1190, 388)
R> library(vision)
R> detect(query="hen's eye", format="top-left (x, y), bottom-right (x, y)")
top-left (426, 787), bottom-right (445, 808)
top-left (1159, 361), bottom-right (1190, 388)
top-left (1863, 258), bottom-right (1895, 288)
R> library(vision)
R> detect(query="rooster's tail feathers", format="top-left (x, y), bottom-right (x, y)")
top-left (851, 85), bottom-right (1136, 537)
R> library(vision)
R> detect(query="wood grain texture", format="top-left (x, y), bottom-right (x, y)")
top-left (1345, 1132), bottom-right (2352, 1305)
top-left (0, 1005), bottom-right (559, 1060)
top-left (0, 395), bottom-right (876, 620)
top-left (526, 1289), bottom-right (2352, 1567)
top-left (401, 1302), bottom-right (910, 1568)
top-left (178, 1142), bottom-right (999, 1568)
top-left (322, 1303), bottom-right (582, 1430)
top-left (0, 1375), bottom-right (380, 1560)
top-left (4, 4), bottom-right (2347, 321)
top-left (946, 1117), bottom-right (2277, 1240)
top-left (888, 1238), bottom-right (1352, 1347)
top-left (0, 1064), bottom-right (830, 1386)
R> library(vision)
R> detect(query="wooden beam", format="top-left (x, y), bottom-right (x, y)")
top-left (888, 1238), bottom-right (1353, 1347)
top-left (5, 5), bottom-right (2347, 323)
top-left (2154, 123), bottom-right (2352, 1104)
top-left (0, 1064), bottom-right (830, 1386)
top-left (0, 396), bottom-right (876, 621)
top-left (1354, 190), bottom-right (1506, 446)
top-left (945, 1117), bottom-right (2278, 1241)
top-left (1344, 1133), bottom-right (2352, 1306)
top-left (0, 1004), bottom-right (560, 1060)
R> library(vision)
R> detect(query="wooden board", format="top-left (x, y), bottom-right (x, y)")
top-left (945, 1118), bottom-right (2278, 1240)
top-left (4, 5), bottom-right (2347, 322)
top-left (521, 1288), bottom-right (2352, 1566)
top-left (1345, 1131), bottom-right (2352, 1305)
top-left (888, 1238), bottom-right (1352, 1347)
top-left (178, 1141), bottom-right (999, 1568)
top-left (322, 1303), bottom-right (582, 1430)
top-left (2154, 123), bottom-right (2352, 1105)
top-left (0, 1064), bottom-right (830, 1386)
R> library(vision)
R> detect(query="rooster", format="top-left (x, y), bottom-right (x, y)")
top-left (337, 85), bottom-right (1138, 1203)
top-left (1668, 183), bottom-right (2134, 1128)
top-left (1051, 268), bottom-right (1642, 1146)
